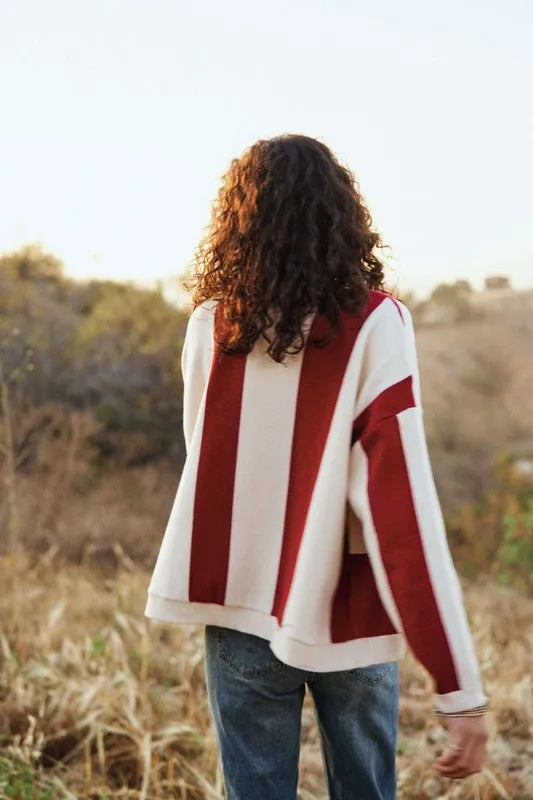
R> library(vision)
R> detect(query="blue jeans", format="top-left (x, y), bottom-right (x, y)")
top-left (205, 626), bottom-right (399, 800)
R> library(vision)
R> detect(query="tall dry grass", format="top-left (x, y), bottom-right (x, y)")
top-left (0, 405), bottom-right (177, 565)
top-left (1, 289), bottom-right (533, 798)
top-left (0, 552), bottom-right (532, 800)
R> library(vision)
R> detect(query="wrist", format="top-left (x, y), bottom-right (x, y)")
top-left (434, 688), bottom-right (489, 716)
top-left (434, 703), bottom-right (489, 718)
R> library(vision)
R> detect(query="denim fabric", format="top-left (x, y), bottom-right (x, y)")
top-left (205, 626), bottom-right (399, 800)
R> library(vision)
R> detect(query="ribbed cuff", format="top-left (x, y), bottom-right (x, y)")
top-left (434, 688), bottom-right (489, 714)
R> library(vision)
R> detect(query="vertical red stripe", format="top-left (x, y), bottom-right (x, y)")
top-left (352, 376), bottom-right (416, 444)
top-left (331, 552), bottom-right (396, 642)
top-left (271, 291), bottom-right (388, 623)
top-left (188, 305), bottom-right (247, 604)
top-left (362, 416), bottom-right (460, 694)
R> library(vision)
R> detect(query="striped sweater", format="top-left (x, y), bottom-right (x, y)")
top-left (145, 290), bottom-right (487, 713)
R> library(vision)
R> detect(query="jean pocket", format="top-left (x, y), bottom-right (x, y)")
top-left (215, 627), bottom-right (288, 679)
top-left (345, 661), bottom-right (397, 687)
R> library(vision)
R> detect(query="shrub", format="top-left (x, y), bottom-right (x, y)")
top-left (0, 245), bottom-right (188, 465)
top-left (447, 456), bottom-right (533, 593)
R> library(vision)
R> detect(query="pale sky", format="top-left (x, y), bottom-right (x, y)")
top-left (1, 0), bottom-right (532, 298)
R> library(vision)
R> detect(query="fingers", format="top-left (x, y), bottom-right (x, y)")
top-left (435, 762), bottom-right (475, 779)
top-left (435, 764), bottom-right (476, 779)
top-left (434, 745), bottom-right (462, 768)
top-left (435, 757), bottom-right (473, 779)
top-left (434, 742), bottom-right (483, 780)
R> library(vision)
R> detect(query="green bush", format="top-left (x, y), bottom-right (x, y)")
top-left (447, 456), bottom-right (533, 593)
top-left (0, 245), bottom-right (188, 466)
top-left (497, 500), bottom-right (533, 593)
top-left (0, 755), bottom-right (56, 800)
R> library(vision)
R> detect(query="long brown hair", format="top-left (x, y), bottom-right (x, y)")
top-left (185, 134), bottom-right (388, 362)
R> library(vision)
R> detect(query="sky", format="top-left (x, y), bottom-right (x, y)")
top-left (1, 0), bottom-right (532, 299)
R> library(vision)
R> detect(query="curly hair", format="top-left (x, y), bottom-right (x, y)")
top-left (184, 134), bottom-right (388, 363)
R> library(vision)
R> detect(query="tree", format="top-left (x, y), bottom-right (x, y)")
top-left (428, 280), bottom-right (474, 323)
top-left (454, 279), bottom-right (473, 294)
top-left (0, 245), bottom-right (189, 465)
top-left (75, 284), bottom-right (185, 357)
top-left (484, 275), bottom-right (511, 291)
top-left (0, 244), bottom-right (64, 284)
top-left (72, 284), bottom-right (188, 462)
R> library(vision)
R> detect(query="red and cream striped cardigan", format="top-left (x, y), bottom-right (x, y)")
top-left (146, 290), bottom-right (486, 713)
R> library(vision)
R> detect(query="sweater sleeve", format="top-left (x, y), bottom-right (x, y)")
top-left (181, 304), bottom-right (216, 453)
top-left (348, 298), bottom-right (487, 713)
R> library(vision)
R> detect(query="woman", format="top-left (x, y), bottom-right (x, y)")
top-left (146, 134), bottom-right (488, 799)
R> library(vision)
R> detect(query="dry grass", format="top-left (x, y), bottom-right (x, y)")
top-left (1, 460), bottom-right (177, 567)
top-left (0, 553), bottom-right (531, 800)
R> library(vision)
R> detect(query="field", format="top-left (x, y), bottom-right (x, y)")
top-left (0, 547), bottom-right (532, 800)
top-left (1, 256), bottom-right (533, 798)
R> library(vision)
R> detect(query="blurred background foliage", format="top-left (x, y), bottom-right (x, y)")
top-left (0, 245), bottom-right (188, 467)
top-left (1, 244), bottom-right (532, 592)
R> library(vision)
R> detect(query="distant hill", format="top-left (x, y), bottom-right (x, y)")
top-left (413, 291), bottom-right (533, 507)
top-left (409, 277), bottom-right (533, 326)
top-left (469, 286), bottom-right (533, 315)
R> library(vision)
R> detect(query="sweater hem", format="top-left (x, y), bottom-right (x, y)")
top-left (145, 593), bottom-right (406, 673)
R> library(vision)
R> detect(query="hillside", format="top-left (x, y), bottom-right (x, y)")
top-left (416, 309), bottom-right (533, 505)
top-left (1, 247), bottom-right (532, 580)
top-left (1, 247), bottom-right (533, 798)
